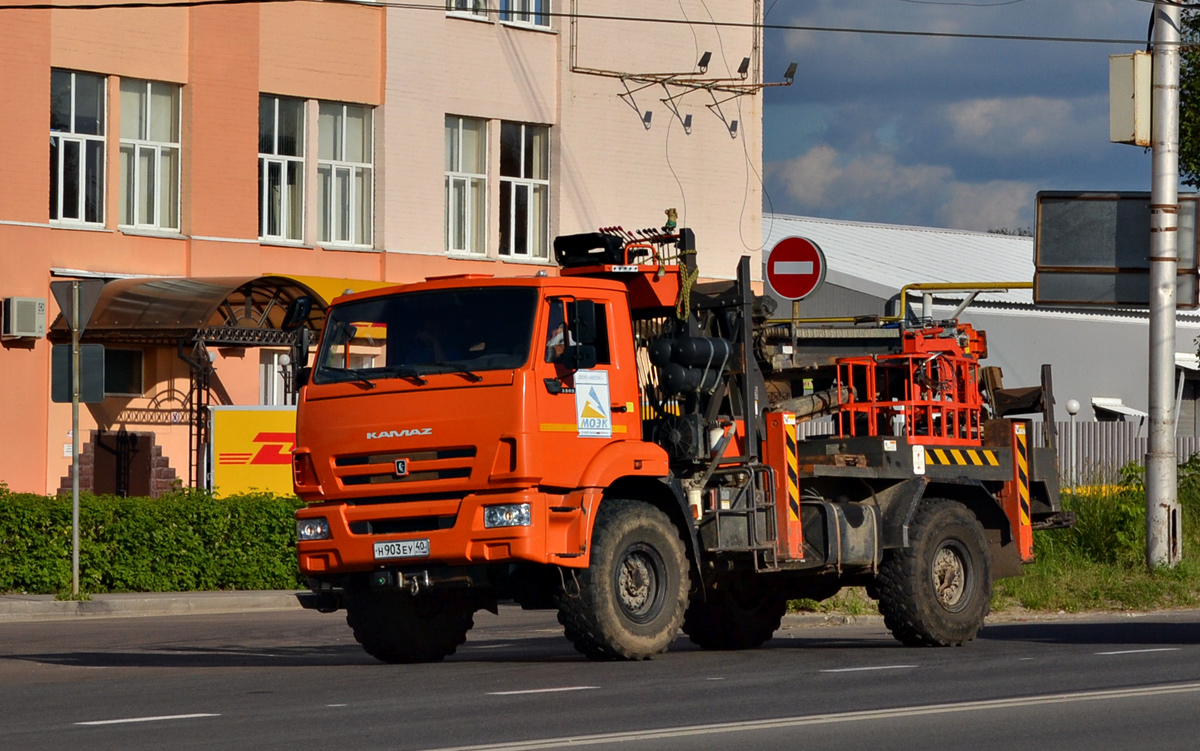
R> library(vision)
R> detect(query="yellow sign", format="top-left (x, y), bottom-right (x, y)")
top-left (209, 407), bottom-right (297, 498)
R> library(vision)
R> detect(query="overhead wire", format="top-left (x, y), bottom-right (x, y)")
top-left (0, 0), bottom-right (1156, 46)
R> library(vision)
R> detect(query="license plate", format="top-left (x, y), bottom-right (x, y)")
top-left (373, 539), bottom-right (430, 560)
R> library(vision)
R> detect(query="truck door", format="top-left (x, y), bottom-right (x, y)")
top-left (535, 295), bottom-right (639, 488)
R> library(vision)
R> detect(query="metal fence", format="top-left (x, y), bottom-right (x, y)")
top-left (793, 418), bottom-right (1200, 484)
top-left (1052, 421), bottom-right (1200, 486)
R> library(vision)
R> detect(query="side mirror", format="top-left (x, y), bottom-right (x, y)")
top-left (561, 344), bottom-right (597, 371)
top-left (569, 300), bottom-right (597, 345)
top-left (296, 366), bottom-right (312, 389)
top-left (281, 296), bottom-right (313, 331)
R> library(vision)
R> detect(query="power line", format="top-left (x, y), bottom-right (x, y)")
top-left (0, 0), bottom-right (1152, 45)
top-left (897, 0), bottom-right (1032, 6)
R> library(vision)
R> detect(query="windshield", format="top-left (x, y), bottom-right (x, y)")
top-left (313, 287), bottom-right (538, 385)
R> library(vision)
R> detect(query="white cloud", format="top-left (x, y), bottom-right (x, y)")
top-left (769, 144), bottom-right (1035, 231)
top-left (772, 144), bottom-right (842, 206)
top-left (945, 96), bottom-right (1099, 156)
top-left (937, 180), bottom-right (1036, 231)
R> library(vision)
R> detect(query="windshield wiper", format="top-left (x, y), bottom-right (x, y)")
top-left (325, 367), bottom-right (377, 390)
top-left (433, 361), bottom-right (483, 383)
top-left (383, 366), bottom-right (428, 385)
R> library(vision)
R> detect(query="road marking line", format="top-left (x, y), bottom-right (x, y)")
top-left (819, 665), bottom-right (917, 673)
top-left (705, 677), bottom-right (726, 681)
top-left (327, 704), bottom-right (348, 707)
top-left (488, 687), bottom-right (599, 696)
top-left (1095, 647), bottom-right (1181, 655)
top-left (420, 682), bottom-right (1200, 751)
top-left (76, 713), bottom-right (219, 727)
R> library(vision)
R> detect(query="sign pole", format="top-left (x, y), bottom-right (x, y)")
top-left (71, 281), bottom-right (81, 596)
top-left (1147, 1), bottom-right (1182, 569)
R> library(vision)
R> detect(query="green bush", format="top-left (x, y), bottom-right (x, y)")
top-left (0, 485), bottom-right (305, 595)
top-left (994, 456), bottom-right (1200, 612)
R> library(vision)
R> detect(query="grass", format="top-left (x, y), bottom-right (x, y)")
top-left (792, 457), bottom-right (1200, 616)
top-left (994, 459), bottom-right (1200, 613)
top-left (791, 587), bottom-right (878, 616)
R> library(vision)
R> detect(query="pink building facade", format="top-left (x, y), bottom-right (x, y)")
top-left (0, 0), bottom-right (764, 495)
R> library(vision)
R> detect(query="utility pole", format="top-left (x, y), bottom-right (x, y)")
top-left (1147, 1), bottom-right (1183, 569)
top-left (71, 281), bottom-right (81, 596)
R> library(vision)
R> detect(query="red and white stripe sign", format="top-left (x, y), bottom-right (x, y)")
top-left (766, 236), bottom-right (826, 301)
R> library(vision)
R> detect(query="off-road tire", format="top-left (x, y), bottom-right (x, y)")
top-left (555, 498), bottom-right (689, 660)
top-left (876, 499), bottom-right (991, 647)
top-left (682, 578), bottom-right (788, 650)
top-left (344, 587), bottom-right (475, 663)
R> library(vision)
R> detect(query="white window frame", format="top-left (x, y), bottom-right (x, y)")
top-left (447, 0), bottom-right (488, 18)
top-left (500, 0), bottom-right (548, 27)
top-left (119, 79), bottom-right (181, 232)
top-left (499, 121), bottom-right (550, 260)
top-left (317, 101), bottom-right (374, 248)
top-left (445, 115), bottom-right (488, 256)
top-left (259, 95), bottom-right (306, 243)
top-left (50, 69), bottom-right (107, 226)
top-left (259, 350), bottom-right (293, 406)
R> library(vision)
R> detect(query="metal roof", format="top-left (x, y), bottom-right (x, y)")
top-left (763, 214), bottom-right (1035, 305)
top-left (48, 275), bottom-right (327, 344)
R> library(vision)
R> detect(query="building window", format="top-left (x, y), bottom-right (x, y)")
top-left (500, 0), bottom-right (548, 26)
top-left (259, 95), bottom-right (305, 242)
top-left (50, 69), bottom-right (106, 225)
top-left (104, 349), bottom-right (144, 397)
top-left (119, 79), bottom-right (180, 231)
top-left (445, 116), bottom-right (487, 255)
top-left (499, 121), bottom-right (549, 259)
top-left (447, 0), bottom-right (487, 18)
top-left (317, 102), bottom-right (373, 247)
top-left (259, 350), bottom-right (293, 406)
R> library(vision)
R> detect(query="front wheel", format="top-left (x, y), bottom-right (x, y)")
top-left (556, 498), bottom-right (689, 660)
top-left (344, 586), bottom-right (475, 663)
top-left (875, 499), bottom-right (991, 647)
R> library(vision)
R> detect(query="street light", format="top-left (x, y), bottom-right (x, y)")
top-left (279, 353), bottom-right (293, 404)
top-left (1066, 399), bottom-right (1080, 493)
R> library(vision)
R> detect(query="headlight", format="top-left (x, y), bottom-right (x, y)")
top-left (483, 503), bottom-right (532, 528)
top-left (297, 517), bottom-right (331, 541)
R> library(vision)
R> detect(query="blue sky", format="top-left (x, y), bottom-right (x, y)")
top-left (760, 0), bottom-right (1155, 231)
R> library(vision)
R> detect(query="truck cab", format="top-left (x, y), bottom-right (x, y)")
top-left (293, 275), bottom-right (667, 617)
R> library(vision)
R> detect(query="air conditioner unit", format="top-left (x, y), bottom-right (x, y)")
top-left (2, 297), bottom-right (47, 339)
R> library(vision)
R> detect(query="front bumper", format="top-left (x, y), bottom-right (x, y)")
top-left (296, 487), bottom-right (592, 576)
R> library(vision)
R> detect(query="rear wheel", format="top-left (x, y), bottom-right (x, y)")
top-left (556, 498), bottom-right (689, 660)
top-left (683, 576), bottom-right (787, 650)
top-left (876, 499), bottom-right (991, 647)
top-left (344, 586), bottom-right (475, 663)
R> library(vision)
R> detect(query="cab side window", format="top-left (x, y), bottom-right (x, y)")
top-left (544, 299), bottom-right (611, 364)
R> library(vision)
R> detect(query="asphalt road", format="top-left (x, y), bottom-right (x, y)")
top-left (3, 607), bottom-right (1200, 750)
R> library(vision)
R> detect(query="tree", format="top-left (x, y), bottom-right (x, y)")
top-left (1180, 10), bottom-right (1200, 185)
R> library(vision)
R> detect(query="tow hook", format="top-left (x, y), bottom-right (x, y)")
top-left (406, 571), bottom-right (431, 595)
top-left (371, 569), bottom-right (432, 595)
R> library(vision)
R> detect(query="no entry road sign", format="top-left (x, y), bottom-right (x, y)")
top-left (766, 236), bottom-right (827, 301)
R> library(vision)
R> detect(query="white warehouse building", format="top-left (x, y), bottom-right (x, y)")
top-left (762, 213), bottom-right (1200, 436)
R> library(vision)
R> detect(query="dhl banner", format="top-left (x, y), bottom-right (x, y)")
top-left (208, 406), bottom-right (296, 498)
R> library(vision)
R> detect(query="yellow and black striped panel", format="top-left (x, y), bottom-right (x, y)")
top-left (1014, 425), bottom-right (1032, 527)
top-left (925, 447), bottom-right (1001, 468)
top-left (785, 420), bottom-right (800, 523)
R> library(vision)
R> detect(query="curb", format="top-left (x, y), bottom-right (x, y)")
top-left (0, 591), bottom-right (306, 623)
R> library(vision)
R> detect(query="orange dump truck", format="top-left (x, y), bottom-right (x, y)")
top-left (289, 227), bottom-right (1070, 662)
